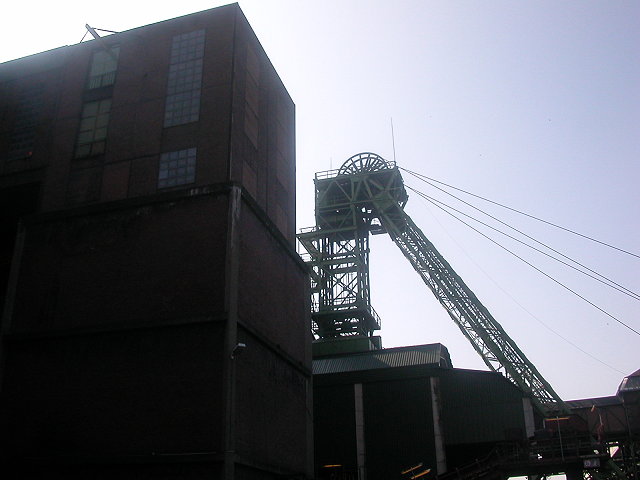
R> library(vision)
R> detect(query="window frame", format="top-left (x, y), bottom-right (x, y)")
top-left (163, 30), bottom-right (205, 127)
top-left (74, 98), bottom-right (112, 158)
top-left (158, 147), bottom-right (197, 189)
top-left (87, 46), bottom-right (120, 90)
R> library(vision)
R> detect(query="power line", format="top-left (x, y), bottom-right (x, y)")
top-left (415, 196), bottom-right (626, 375)
top-left (410, 177), bottom-right (640, 299)
top-left (406, 174), bottom-right (639, 298)
top-left (406, 185), bottom-right (640, 302)
top-left (400, 167), bottom-right (640, 259)
top-left (416, 190), bottom-right (640, 338)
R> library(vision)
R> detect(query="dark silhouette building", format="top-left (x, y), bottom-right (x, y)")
top-left (0, 4), bottom-right (312, 479)
top-left (312, 344), bottom-right (535, 479)
top-left (312, 344), bottom-right (640, 479)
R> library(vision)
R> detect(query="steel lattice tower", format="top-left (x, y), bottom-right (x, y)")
top-left (298, 153), bottom-right (408, 340)
top-left (298, 152), bottom-right (568, 416)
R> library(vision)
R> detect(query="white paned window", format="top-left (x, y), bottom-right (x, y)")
top-left (158, 148), bottom-right (197, 188)
top-left (164, 30), bottom-right (205, 127)
top-left (75, 99), bottom-right (111, 158)
top-left (87, 47), bottom-right (120, 89)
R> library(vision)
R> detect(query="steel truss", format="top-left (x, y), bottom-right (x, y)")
top-left (299, 153), bottom-right (568, 415)
top-left (297, 153), bottom-right (403, 338)
top-left (374, 201), bottom-right (565, 414)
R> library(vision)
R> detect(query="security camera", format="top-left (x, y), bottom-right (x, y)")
top-left (231, 342), bottom-right (247, 359)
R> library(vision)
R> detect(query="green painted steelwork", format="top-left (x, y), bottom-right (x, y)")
top-left (298, 153), bottom-right (407, 339)
top-left (298, 152), bottom-right (569, 416)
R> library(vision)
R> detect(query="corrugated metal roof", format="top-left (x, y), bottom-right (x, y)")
top-left (618, 371), bottom-right (640, 393)
top-left (564, 395), bottom-right (621, 409)
top-left (312, 343), bottom-right (451, 375)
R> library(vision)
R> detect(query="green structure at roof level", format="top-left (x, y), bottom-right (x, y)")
top-left (298, 153), bottom-right (408, 340)
top-left (298, 152), bottom-right (569, 417)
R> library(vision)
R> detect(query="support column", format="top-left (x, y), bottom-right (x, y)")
top-left (223, 186), bottom-right (242, 480)
top-left (522, 398), bottom-right (536, 438)
top-left (430, 377), bottom-right (447, 474)
top-left (354, 383), bottom-right (366, 480)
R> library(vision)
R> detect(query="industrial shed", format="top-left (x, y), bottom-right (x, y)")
top-left (313, 343), bottom-right (534, 479)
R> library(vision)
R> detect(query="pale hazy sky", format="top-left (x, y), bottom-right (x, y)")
top-left (2, 1), bottom-right (638, 401)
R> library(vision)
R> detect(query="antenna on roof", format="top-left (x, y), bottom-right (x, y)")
top-left (80, 24), bottom-right (119, 61)
top-left (84, 24), bottom-right (119, 40)
top-left (80, 23), bottom-right (118, 43)
top-left (86, 24), bottom-right (102, 41)
top-left (390, 117), bottom-right (397, 164)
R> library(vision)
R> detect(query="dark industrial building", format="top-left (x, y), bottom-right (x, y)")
top-left (298, 152), bottom-right (638, 480)
top-left (312, 344), bottom-right (535, 479)
top-left (312, 345), bottom-right (639, 480)
top-left (0, 4), bottom-right (312, 479)
top-left (2, 4), bottom-right (638, 480)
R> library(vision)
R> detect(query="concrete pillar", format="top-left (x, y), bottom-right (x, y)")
top-left (430, 377), bottom-right (447, 475)
top-left (354, 383), bottom-right (366, 480)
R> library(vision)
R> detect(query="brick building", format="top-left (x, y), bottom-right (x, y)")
top-left (0, 4), bottom-right (312, 479)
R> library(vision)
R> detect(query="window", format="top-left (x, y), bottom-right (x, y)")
top-left (87, 46), bottom-right (119, 89)
top-left (170, 30), bottom-right (205, 64)
top-left (158, 148), bottom-right (197, 188)
top-left (75, 99), bottom-right (111, 158)
top-left (164, 59), bottom-right (203, 125)
top-left (164, 30), bottom-right (205, 127)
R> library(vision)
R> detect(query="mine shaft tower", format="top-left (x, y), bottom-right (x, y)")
top-left (298, 153), bottom-right (407, 340)
top-left (298, 152), bottom-right (567, 417)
